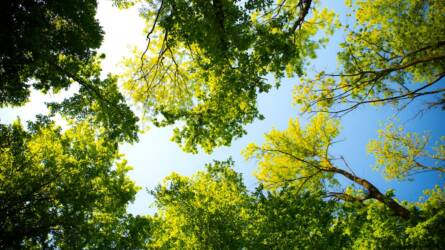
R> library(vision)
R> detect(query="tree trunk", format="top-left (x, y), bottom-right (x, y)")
top-left (327, 166), bottom-right (411, 220)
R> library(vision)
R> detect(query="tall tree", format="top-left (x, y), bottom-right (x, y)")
top-left (0, 118), bottom-right (141, 248)
top-left (123, 0), bottom-right (337, 153)
top-left (148, 160), bottom-right (251, 249)
top-left (0, 0), bottom-right (139, 144)
top-left (244, 113), bottom-right (411, 219)
top-left (293, 0), bottom-right (445, 114)
top-left (147, 160), bottom-right (348, 249)
top-left (0, 0), bottom-right (103, 106)
top-left (147, 159), bottom-right (445, 249)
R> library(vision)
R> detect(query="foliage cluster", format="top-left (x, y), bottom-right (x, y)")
top-left (0, 0), bottom-right (444, 249)
top-left (122, 0), bottom-right (337, 153)
top-left (146, 161), bottom-right (445, 249)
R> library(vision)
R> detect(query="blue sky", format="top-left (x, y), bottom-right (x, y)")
top-left (0, 0), bottom-right (443, 216)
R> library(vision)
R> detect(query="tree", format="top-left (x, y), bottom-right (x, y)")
top-left (293, 0), bottom-right (445, 114)
top-left (148, 160), bottom-right (251, 249)
top-left (148, 160), bottom-right (348, 249)
top-left (0, 0), bottom-right (103, 106)
top-left (240, 0), bottom-right (445, 247)
top-left (0, 0), bottom-right (139, 144)
top-left (123, 0), bottom-right (337, 153)
top-left (146, 159), bottom-right (445, 249)
top-left (0, 118), bottom-right (141, 248)
top-left (243, 113), bottom-right (411, 219)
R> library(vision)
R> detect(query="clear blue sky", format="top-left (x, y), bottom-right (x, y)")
top-left (0, 0), bottom-right (443, 216)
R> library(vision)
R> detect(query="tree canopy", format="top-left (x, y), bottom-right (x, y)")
top-left (244, 113), bottom-right (412, 219)
top-left (145, 161), bottom-right (345, 249)
top-left (293, 0), bottom-right (445, 114)
top-left (143, 161), bottom-right (445, 249)
top-left (0, 0), bottom-right (139, 144)
top-left (0, 0), bottom-right (103, 106)
top-left (122, 0), bottom-right (337, 152)
top-left (148, 160), bottom-right (250, 249)
top-left (1, 0), bottom-right (444, 248)
top-left (0, 118), bottom-right (143, 248)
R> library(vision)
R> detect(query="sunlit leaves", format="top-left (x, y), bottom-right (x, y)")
top-left (368, 123), bottom-right (445, 180)
top-left (149, 159), bottom-right (250, 249)
top-left (243, 113), bottom-right (339, 190)
top-left (146, 159), bottom-right (445, 249)
top-left (294, 0), bottom-right (445, 114)
top-left (123, 0), bottom-right (337, 153)
top-left (0, 119), bottom-right (139, 248)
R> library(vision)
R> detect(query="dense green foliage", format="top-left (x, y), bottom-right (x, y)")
top-left (249, 186), bottom-right (345, 249)
top-left (123, 0), bottom-right (336, 152)
top-left (0, 0), bottom-right (139, 144)
top-left (0, 0), bottom-right (103, 106)
top-left (1, 0), bottom-right (444, 249)
top-left (147, 161), bottom-right (344, 249)
top-left (0, 0), bottom-right (141, 247)
top-left (146, 162), bottom-right (445, 249)
top-left (148, 160), bottom-right (250, 249)
top-left (0, 118), bottom-right (144, 248)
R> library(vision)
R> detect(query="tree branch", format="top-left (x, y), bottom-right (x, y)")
top-left (290, 0), bottom-right (312, 33)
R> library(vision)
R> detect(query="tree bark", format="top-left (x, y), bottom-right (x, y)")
top-left (327, 166), bottom-right (411, 220)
